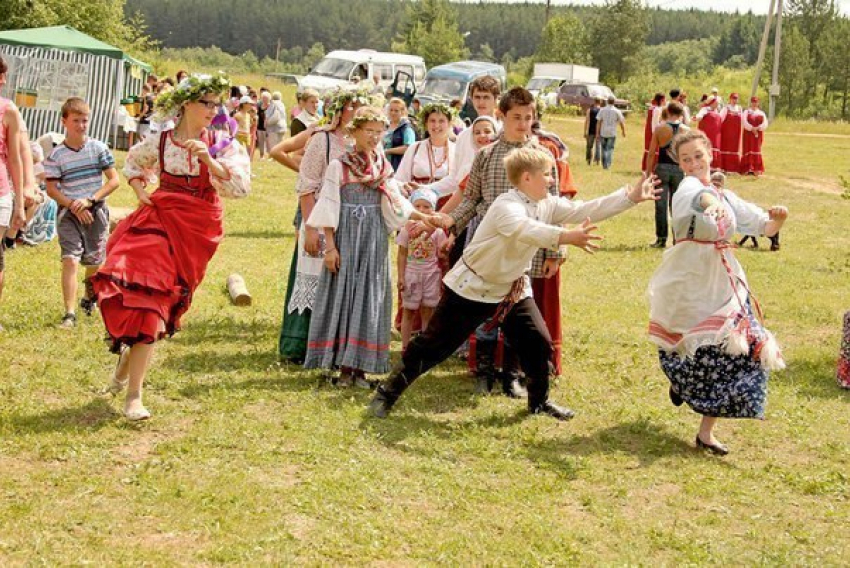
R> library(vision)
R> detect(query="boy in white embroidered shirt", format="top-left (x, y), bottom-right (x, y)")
top-left (369, 147), bottom-right (660, 420)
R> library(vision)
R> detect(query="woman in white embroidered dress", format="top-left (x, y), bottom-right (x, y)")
top-left (395, 103), bottom-right (456, 197)
top-left (648, 130), bottom-right (787, 455)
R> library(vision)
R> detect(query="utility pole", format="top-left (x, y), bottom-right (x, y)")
top-left (751, 0), bottom-right (776, 100)
top-left (769, 0), bottom-right (784, 121)
top-left (545, 0), bottom-right (552, 24)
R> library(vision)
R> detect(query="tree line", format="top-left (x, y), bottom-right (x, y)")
top-left (125, 0), bottom-right (759, 65)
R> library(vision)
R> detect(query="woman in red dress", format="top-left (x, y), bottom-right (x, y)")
top-left (93, 74), bottom-right (250, 420)
top-left (696, 96), bottom-right (722, 166)
top-left (740, 96), bottom-right (768, 176)
top-left (641, 93), bottom-right (665, 172)
top-left (719, 93), bottom-right (743, 173)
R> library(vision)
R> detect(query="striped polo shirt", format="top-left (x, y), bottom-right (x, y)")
top-left (44, 138), bottom-right (115, 200)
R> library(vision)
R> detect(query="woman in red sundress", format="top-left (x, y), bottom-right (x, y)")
top-left (93, 74), bottom-right (250, 421)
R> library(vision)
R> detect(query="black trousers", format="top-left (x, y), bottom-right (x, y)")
top-left (383, 289), bottom-right (554, 408)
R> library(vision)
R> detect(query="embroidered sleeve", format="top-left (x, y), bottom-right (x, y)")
top-left (725, 190), bottom-right (768, 236)
top-left (306, 160), bottom-right (342, 230)
top-left (382, 177), bottom-right (416, 233)
top-left (123, 132), bottom-right (161, 184)
top-left (210, 138), bottom-right (251, 198)
top-left (296, 132), bottom-right (329, 196)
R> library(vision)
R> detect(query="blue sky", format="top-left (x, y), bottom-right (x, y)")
top-left (515, 0), bottom-right (850, 15)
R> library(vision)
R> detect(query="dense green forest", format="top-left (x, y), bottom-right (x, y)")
top-left (129, 0), bottom-right (758, 65)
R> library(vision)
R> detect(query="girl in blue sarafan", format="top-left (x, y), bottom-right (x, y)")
top-left (304, 106), bottom-right (436, 388)
top-left (648, 129), bottom-right (788, 456)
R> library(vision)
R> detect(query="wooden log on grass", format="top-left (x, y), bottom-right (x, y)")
top-left (227, 273), bottom-right (253, 306)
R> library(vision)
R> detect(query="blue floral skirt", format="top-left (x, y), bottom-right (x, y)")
top-left (659, 345), bottom-right (768, 419)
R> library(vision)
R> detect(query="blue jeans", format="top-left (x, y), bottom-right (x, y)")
top-left (654, 163), bottom-right (684, 240)
top-left (601, 137), bottom-right (616, 169)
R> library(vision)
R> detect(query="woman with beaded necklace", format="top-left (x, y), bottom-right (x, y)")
top-left (394, 103), bottom-right (456, 199)
top-left (392, 103), bottom-right (456, 333)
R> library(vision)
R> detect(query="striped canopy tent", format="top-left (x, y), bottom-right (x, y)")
top-left (0, 26), bottom-right (151, 147)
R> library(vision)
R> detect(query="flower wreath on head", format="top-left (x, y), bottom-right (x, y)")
top-left (347, 108), bottom-right (390, 131)
top-left (318, 86), bottom-right (375, 126)
top-left (153, 72), bottom-right (231, 122)
top-left (418, 102), bottom-right (457, 126)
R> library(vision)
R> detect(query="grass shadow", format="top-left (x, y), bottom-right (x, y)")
top-left (171, 318), bottom-right (280, 347)
top-left (162, 347), bottom-right (279, 375)
top-left (362, 405), bottom-right (527, 452)
top-left (528, 419), bottom-right (706, 470)
top-left (5, 398), bottom-right (119, 435)
top-left (785, 354), bottom-right (849, 401)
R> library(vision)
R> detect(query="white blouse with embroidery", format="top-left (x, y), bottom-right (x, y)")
top-left (395, 139), bottom-right (455, 188)
top-left (648, 176), bottom-right (770, 356)
top-left (307, 159), bottom-right (415, 233)
top-left (123, 131), bottom-right (251, 198)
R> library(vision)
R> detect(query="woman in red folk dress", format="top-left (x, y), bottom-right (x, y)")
top-left (641, 92), bottom-right (665, 172)
top-left (740, 96), bottom-right (768, 176)
top-left (719, 92), bottom-right (743, 173)
top-left (695, 96), bottom-right (722, 167)
top-left (93, 74), bottom-right (250, 421)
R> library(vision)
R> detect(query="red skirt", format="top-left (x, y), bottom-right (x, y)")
top-left (93, 189), bottom-right (223, 350)
top-left (719, 114), bottom-right (742, 173)
top-left (531, 274), bottom-right (563, 376)
top-left (699, 112), bottom-right (723, 166)
top-left (740, 130), bottom-right (765, 175)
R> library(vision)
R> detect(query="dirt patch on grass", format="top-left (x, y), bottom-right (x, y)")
top-left (774, 175), bottom-right (845, 196)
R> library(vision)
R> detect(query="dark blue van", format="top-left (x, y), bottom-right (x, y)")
top-left (416, 61), bottom-right (507, 123)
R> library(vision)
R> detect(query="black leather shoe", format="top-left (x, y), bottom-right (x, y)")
top-left (367, 387), bottom-right (396, 418)
top-left (696, 435), bottom-right (729, 455)
top-left (650, 238), bottom-right (667, 249)
top-left (502, 377), bottom-right (528, 399)
top-left (669, 386), bottom-right (683, 407)
top-left (769, 235), bottom-right (780, 252)
top-left (530, 401), bottom-right (575, 421)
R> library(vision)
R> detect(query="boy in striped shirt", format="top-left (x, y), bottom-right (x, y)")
top-left (45, 98), bottom-right (119, 328)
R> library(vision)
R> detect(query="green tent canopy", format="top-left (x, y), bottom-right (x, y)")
top-left (0, 25), bottom-right (151, 71)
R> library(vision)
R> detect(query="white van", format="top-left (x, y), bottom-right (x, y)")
top-left (299, 50), bottom-right (426, 93)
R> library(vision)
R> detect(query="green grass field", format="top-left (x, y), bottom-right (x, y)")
top-left (1, 114), bottom-right (849, 564)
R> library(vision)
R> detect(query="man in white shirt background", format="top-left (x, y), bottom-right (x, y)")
top-left (596, 96), bottom-right (627, 170)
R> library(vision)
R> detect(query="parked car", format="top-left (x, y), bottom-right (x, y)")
top-left (299, 50), bottom-right (426, 94)
top-left (527, 63), bottom-right (600, 107)
top-left (557, 83), bottom-right (631, 114)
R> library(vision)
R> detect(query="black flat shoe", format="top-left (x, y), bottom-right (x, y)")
top-left (530, 401), bottom-right (575, 421)
top-left (650, 238), bottom-right (667, 249)
top-left (669, 386), bottom-right (683, 407)
top-left (367, 387), bottom-right (396, 418)
top-left (696, 435), bottom-right (729, 456)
